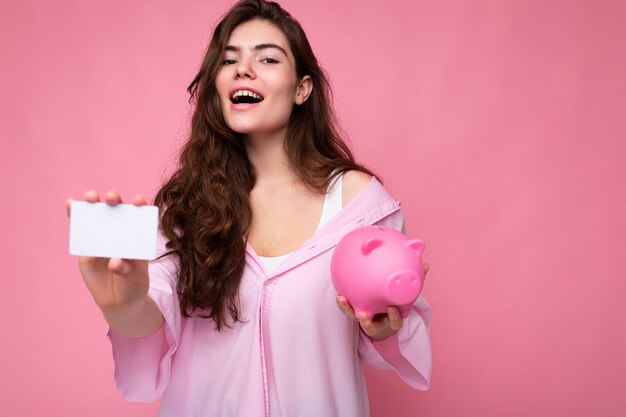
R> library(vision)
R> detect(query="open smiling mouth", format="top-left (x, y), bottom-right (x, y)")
top-left (230, 90), bottom-right (264, 104)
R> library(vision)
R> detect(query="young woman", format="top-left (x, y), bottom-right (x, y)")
top-left (68, 0), bottom-right (432, 415)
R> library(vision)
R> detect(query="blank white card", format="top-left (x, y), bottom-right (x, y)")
top-left (69, 201), bottom-right (159, 260)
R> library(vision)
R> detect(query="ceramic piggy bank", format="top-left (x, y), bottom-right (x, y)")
top-left (331, 225), bottom-right (425, 319)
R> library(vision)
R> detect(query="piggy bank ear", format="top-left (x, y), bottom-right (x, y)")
top-left (362, 238), bottom-right (383, 255)
top-left (406, 239), bottom-right (425, 255)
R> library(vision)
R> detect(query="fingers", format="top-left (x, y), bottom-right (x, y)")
top-left (357, 311), bottom-right (374, 330)
top-left (103, 191), bottom-right (123, 205)
top-left (108, 258), bottom-right (133, 275)
top-left (131, 195), bottom-right (147, 206)
top-left (67, 190), bottom-right (101, 218)
top-left (336, 295), bottom-right (357, 321)
top-left (65, 198), bottom-right (72, 218)
top-left (95, 191), bottom-right (148, 206)
top-left (337, 295), bottom-right (404, 341)
top-left (107, 258), bottom-right (148, 275)
top-left (66, 189), bottom-right (100, 218)
top-left (67, 191), bottom-right (148, 218)
top-left (84, 190), bottom-right (100, 203)
top-left (357, 307), bottom-right (403, 341)
top-left (386, 306), bottom-right (403, 330)
top-left (357, 311), bottom-right (388, 338)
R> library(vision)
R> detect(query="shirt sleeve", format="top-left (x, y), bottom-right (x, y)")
top-left (357, 208), bottom-right (433, 390)
top-left (106, 232), bottom-right (182, 402)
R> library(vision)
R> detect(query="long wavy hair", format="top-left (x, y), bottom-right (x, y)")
top-left (154, 0), bottom-right (377, 331)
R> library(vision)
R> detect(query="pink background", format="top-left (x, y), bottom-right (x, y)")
top-left (1, 0), bottom-right (625, 416)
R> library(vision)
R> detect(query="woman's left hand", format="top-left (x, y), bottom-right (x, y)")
top-left (336, 296), bottom-right (403, 341)
top-left (335, 263), bottom-right (430, 342)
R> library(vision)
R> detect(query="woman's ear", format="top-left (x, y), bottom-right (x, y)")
top-left (295, 75), bottom-right (313, 105)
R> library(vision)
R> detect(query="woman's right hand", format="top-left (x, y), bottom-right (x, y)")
top-left (66, 190), bottom-right (150, 313)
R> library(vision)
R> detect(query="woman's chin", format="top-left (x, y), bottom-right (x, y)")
top-left (226, 122), bottom-right (287, 139)
top-left (227, 124), bottom-right (258, 135)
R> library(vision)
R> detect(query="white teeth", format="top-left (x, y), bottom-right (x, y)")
top-left (231, 90), bottom-right (263, 101)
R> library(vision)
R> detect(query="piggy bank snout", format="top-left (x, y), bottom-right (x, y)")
top-left (385, 271), bottom-right (423, 306)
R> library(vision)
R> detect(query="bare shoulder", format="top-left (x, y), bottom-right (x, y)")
top-left (341, 170), bottom-right (373, 208)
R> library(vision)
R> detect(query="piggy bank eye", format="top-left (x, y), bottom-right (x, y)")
top-left (362, 238), bottom-right (384, 255)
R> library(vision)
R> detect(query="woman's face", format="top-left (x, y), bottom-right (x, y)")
top-left (215, 19), bottom-right (310, 138)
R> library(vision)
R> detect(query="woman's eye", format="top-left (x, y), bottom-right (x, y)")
top-left (222, 59), bottom-right (237, 65)
top-left (262, 58), bottom-right (279, 64)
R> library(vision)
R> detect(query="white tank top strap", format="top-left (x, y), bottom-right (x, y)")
top-left (315, 172), bottom-right (343, 232)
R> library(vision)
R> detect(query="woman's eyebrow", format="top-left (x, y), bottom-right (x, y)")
top-left (225, 43), bottom-right (288, 58)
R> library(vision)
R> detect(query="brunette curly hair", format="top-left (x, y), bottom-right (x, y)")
top-left (154, 0), bottom-right (376, 330)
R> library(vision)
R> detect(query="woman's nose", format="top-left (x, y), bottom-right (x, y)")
top-left (235, 58), bottom-right (255, 79)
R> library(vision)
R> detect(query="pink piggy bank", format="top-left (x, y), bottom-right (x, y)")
top-left (331, 225), bottom-right (425, 319)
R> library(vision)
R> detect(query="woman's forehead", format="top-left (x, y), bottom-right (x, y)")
top-left (227, 19), bottom-right (291, 55)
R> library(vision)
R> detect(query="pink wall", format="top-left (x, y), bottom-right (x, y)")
top-left (1, 0), bottom-right (624, 416)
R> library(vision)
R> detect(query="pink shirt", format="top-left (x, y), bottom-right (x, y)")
top-left (107, 177), bottom-right (432, 417)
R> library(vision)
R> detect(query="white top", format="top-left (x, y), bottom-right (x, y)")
top-left (257, 173), bottom-right (343, 273)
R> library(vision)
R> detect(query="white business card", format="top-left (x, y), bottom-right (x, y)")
top-left (69, 201), bottom-right (159, 260)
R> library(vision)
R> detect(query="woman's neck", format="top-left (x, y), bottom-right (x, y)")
top-left (245, 130), bottom-right (296, 187)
